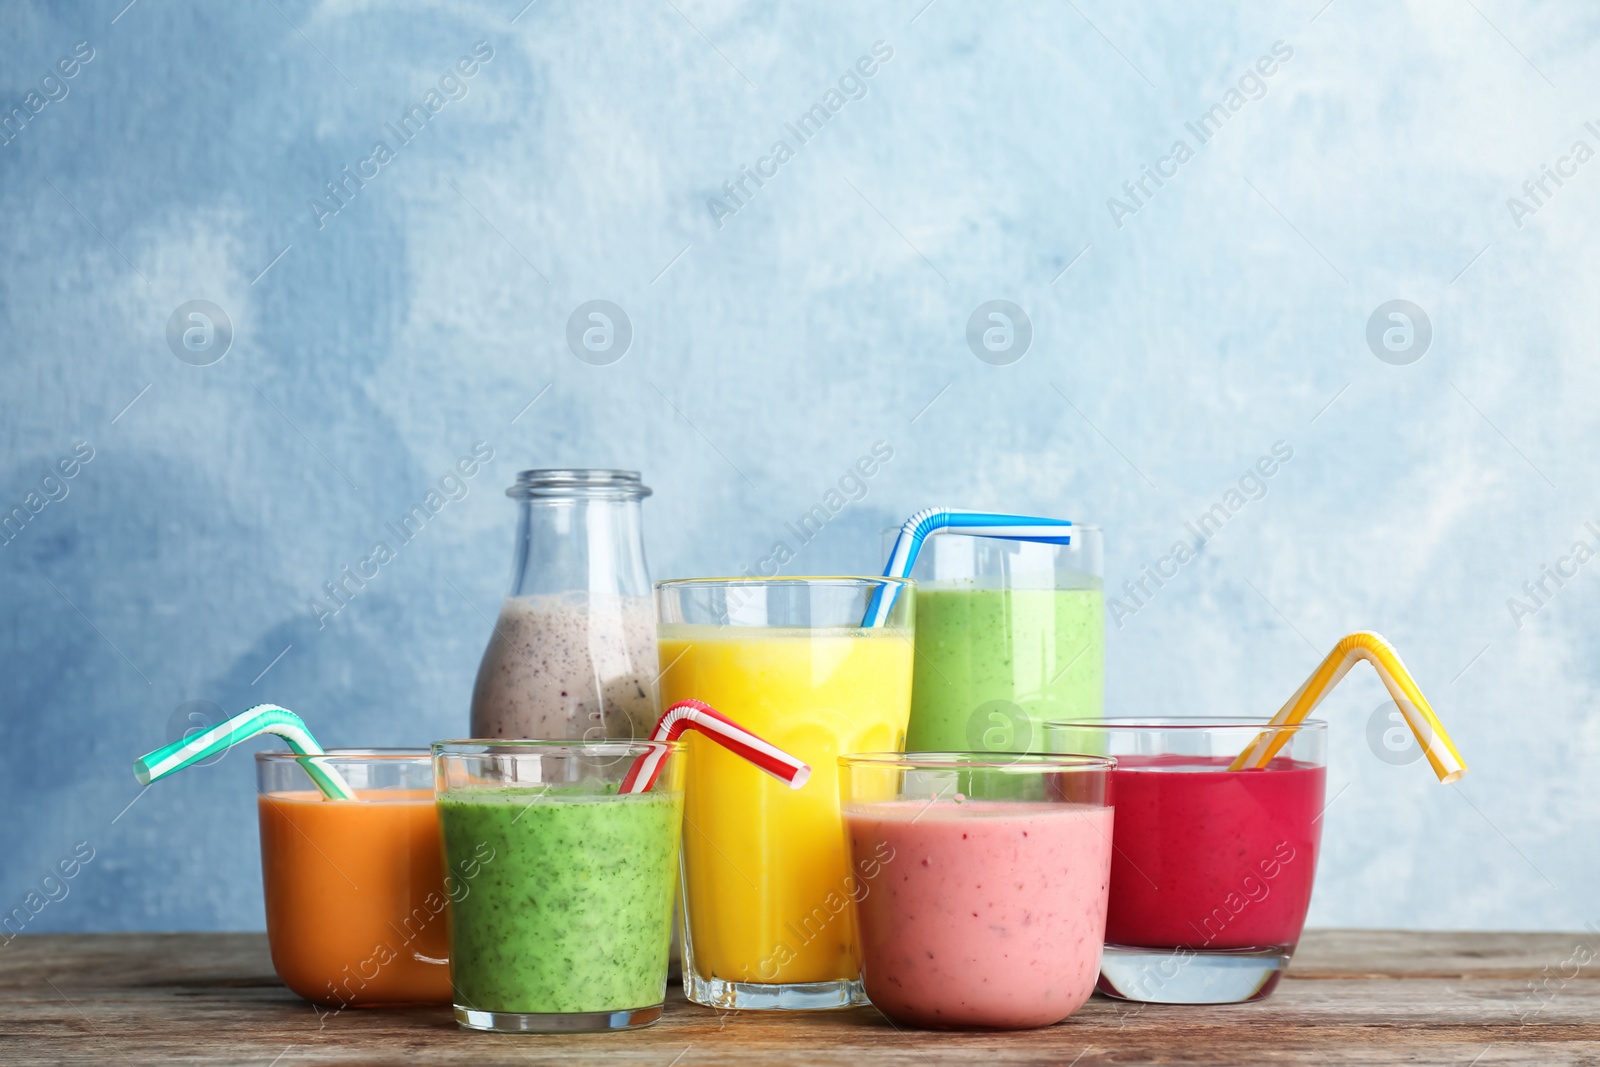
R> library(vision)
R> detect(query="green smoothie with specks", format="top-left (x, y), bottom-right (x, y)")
top-left (905, 584), bottom-right (1104, 753)
top-left (438, 787), bottom-right (682, 1015)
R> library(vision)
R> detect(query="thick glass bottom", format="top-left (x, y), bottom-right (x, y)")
top-left (1097, 943), bottom-right (1293, 1004)
top-left (454, 1003), bottom-right (663, 1032)
top-left (682, 973), bottom-right (865, 1011)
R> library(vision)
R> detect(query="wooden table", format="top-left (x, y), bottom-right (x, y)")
top-left (1, 931), bottom-right (1596, 1065)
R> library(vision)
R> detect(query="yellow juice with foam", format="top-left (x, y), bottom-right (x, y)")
top-left (660, 624), bottom-right (913, 989)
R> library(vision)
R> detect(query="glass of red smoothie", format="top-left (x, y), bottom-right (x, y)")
top-left (837, 751), bottom-right (1115, 1030)
top-left (1046, 717), bottom-right (1327, 1004)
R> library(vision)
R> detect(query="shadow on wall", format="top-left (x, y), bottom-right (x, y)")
top-left (0, 400), bottom-right (494, 929)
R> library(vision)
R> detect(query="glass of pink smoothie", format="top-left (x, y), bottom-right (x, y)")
top-left (1046, 717), bottom-right (1327, 1004)
top-left (838, 752), bottom-right (1115, 1030)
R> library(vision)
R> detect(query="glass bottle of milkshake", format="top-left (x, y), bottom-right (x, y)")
top-left (469, 470), bottom-right (659, 741)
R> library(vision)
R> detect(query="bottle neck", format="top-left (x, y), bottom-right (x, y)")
top-left (509, 497), bottom-right (651, 600)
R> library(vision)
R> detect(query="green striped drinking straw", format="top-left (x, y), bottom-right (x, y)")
top-left (133, 703), bottom-right (357, 800)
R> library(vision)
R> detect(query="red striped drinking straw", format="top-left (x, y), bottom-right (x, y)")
top-left (620, 699), bottom-right (811, 794)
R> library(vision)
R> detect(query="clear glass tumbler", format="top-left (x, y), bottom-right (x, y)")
top-left (256, 750), bottom-right (450, 1008)
top-left (838, 751), bottom-right (1115, 1029)
top-left (656, 576), bottom-right (915, 1010)
top-left (898, 527), bottom-right (1104, 755)
top-left (1046, 717), bottom-right (1328, 1004)
top-left (433, 740), bottom-right (685, 1033)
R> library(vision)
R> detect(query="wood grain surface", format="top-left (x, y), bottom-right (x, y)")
top-left (1, 930), bottom-right (1597, 1066)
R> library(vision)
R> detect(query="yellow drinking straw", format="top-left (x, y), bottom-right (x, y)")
top-left (1230, 631), bottom-right (1467, 782)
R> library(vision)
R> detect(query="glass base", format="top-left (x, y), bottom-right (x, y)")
top-left (1097, 943), bottom-right (1292, 1004)
top-left (682, 973), bottom-right (865, 1010)
top-left (454, 1003), bottom-right (663, 1032)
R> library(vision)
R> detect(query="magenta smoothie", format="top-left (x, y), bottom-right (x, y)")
top-left (1106, 756), bottom-right (1325, 951)
top-left (844, 800), bottom-right (1112, 1029)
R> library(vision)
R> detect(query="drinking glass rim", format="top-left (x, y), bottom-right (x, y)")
top-left (655, 575), bottom-right (913, 590)
top-left (1045, 716), bottom-right (1327, 732)
top-left (839, 751), bottom-right (1116, 771)
top-left (431, 739), bottom-right (685, 755)
top-left (877, 522), bottom-right (1104, 536)
top-left (255, 748), bottom-right (432, 762)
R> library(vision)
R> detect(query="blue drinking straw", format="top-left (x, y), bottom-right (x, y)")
top-left (861, 508), bottom-right (1076, 627)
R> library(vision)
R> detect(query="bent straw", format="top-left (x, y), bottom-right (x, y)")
top-left (1229, 631), bottom-right (1467, 783)
top-left (862, 508), bottom-right (1077, 626)
top-left (620, 699), bottom-right (810, 794)
top-left (134, 704), bottom-right (357, 800)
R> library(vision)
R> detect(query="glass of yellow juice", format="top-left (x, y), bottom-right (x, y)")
top-left (656, 576), bottom-right (915, 1010)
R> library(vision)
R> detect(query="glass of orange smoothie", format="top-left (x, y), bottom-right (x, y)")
top-left (256, 750), bottom-right (455, 1008)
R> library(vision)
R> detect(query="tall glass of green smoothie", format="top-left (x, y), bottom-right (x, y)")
top-left (901, 527), bottom-right (1105, 753)
top-left (432, 740), bottom-right (685, 1033)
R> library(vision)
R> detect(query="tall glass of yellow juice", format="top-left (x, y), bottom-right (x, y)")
top-left (657, 577), bottom-right (914, 1009)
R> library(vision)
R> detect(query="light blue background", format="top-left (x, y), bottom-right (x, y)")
top-left (2, 0), bottom-right (1594, 934)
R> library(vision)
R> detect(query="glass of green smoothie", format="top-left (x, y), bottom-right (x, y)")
top-left (432, 740), bottom-right (685, 1032)
top-left (899, 526), bottom-right (1105, 754)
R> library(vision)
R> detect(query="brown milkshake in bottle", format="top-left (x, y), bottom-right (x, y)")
top-left (470, 592), bottom-right (657, 740)
top-left (468, 470), bottom-right (659, 741)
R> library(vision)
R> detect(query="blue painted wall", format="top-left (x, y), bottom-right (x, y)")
top-left (1, 0), bottom-right (1594, 933)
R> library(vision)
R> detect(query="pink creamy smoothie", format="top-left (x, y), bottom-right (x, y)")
top-left (845, 799), bottom-right (1113, 1029)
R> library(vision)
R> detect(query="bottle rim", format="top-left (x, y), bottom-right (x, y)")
top-left (506, 469), bottom-right (652, 500)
